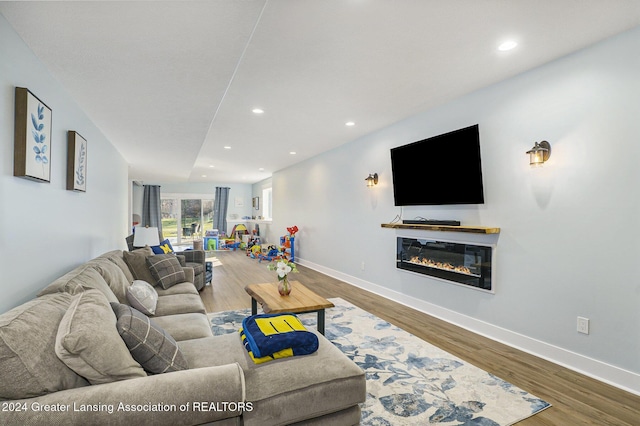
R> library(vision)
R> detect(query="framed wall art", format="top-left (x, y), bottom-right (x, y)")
top-left (14, 87), bottom-right (52, 182)
top-left (67, 131), bottom-right (87, 192)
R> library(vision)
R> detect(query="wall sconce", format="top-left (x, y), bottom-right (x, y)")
top-left (526, 141), bottom-right (551, 167)
top-left (365, 173), bottom-right (378, 187)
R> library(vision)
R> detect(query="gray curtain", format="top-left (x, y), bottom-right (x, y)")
top-left (142, 185), bottom-right (163, 237)
top-left (213, 187), bottom-right (230, 235)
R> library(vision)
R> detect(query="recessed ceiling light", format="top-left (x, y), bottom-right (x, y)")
top-left (252, 108), bottom-right (264, 114)
top-left (258, 167), bottom-right (265, 171)
top-left (498, 40), bottom-right (518, 51)
top-left (209, 165), bottom-right (215, 168)
top-left (224, 146), bottom-right (231, 149)
top-left (289, 151), bottom-right (296, 155)
top-left (201, 175), bottom-right (207, 178)
top-left (345, 121), bottom-right (355, 127)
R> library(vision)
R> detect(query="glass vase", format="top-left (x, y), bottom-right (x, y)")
top-left (278, 276), bottom-right (292, 296)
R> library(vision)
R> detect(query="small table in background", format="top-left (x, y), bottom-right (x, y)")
top-left (244, 281), bottom-right (334, 335)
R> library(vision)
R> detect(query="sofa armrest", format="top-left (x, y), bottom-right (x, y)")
top-left (0, 364), bottom-right (246, 426)
top-left (183, 266), bottom-right (195, 284)
top-left (181, 250), bottom-right (205, 266)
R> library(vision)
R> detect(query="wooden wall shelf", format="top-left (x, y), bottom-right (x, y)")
top-left (381, 223), bottom-right (500, 234)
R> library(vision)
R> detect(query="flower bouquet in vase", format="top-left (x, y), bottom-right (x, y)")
top-left (267, 259), bottom-right (298, 296)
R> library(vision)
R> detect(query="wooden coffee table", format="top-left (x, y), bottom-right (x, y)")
top-left (244, 281), bottom-right (334, 335)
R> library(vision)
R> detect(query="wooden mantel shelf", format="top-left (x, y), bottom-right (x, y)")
top-left (381, 223), bottom-right (500, 234)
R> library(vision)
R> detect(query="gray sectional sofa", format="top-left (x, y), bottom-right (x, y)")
top-left (0, 248), bottom-right (366, 425)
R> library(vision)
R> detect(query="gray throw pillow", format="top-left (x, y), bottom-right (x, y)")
top-left (122, 248), bottom-right (156, 285)
top-left (126, 280), bottom-right (158, 315)
top-left (111, 303), bottom-right (189, 374)
top-left (56, 290), bottom-right (147, 384)
top-left (146, 254), bottom-right (186, 289)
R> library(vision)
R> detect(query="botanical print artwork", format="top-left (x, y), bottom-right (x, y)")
top-left (23, 90), bottom-right (52, 181)
top-left (31, 103), bottom-right (49, 169)
top-left (74, 133), bottom-right (87, 191)
top-left (67, 131), bottom-right (87, 192)
top-left (210, 298), bottom-right (551, 425)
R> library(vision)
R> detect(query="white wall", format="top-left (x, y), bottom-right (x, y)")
top-left (272, 27), bottom-right (640, 393)
top-left (252, 177), bottom-right (274, 240)
top-left (0, 15), bottom-right (129, 313)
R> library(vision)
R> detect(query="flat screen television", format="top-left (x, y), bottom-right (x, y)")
top-left (390, 124), bottom-right (485, 206)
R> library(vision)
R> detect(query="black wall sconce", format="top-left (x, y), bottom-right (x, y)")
top-left (526, 141), bottom-right (551, 167)
top-left (365, 173), bottom-right (378, 187)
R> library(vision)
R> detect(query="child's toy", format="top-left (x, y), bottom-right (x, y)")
top-left (246, 236), bottom-right (261, 256)
top-left (287, 225), bottom-right (299, 236)
top-left (280, 235), bottom-right (295, 262)
top-left (222, 241), bottom-right (241, 251)
top-left (230, 224), bottom-right (248, 240)
top-left (249, 245), bottom-right (262, 258)
top-left (258, 245), bottom-right (285, 263)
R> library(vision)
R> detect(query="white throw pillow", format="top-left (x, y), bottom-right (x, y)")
top-left (126, 280), bottom-right (158, 315)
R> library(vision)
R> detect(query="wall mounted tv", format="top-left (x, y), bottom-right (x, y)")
top-left (390, 124), bottom-right (485, 206)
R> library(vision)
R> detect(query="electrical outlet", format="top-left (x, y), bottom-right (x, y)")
top-left (361, 261), bottom-right (365, 271)
top-left (577, 317), bottom-right (590, 335)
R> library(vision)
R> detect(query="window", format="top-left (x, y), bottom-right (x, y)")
top-left (161, 195), bottom-right (214, 245)
top-left (262, 187), bottom-right (272, 220)
top-left (181, 199), bottom-right (202, 242)
top-left (161, 199), bottom-right (178, 241)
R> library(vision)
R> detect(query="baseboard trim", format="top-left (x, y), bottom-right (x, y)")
top-left (298, 257), bottom-right (640, 396)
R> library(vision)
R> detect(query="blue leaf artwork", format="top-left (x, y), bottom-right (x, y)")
top-left (30, 103), bottom-right (48, 169)
top-left (16, 88), bottom-right (51, 182)
top-left (68, 132), bottom-right (88, 191)
top-left (75, 142), bottom-right (86, 186)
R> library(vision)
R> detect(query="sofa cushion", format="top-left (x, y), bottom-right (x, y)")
top-left (154, 293), bottom-right (207, 316)
top-left (97, 249), bottom-right (135, 283)
top-left (146, 254), bottom-right (186, 289)
top-left (55, 290), bottom-right (147, 385)
top-left (123, 247), bottom-right (157, 285)
top-left (186, 261), bottom-right (204, 276)
top-left (37, 265), bottom-right (119, 304)
top-left (111, 303), bottom-right (189, 374)
top-left (152, 313), bottom-right (213, 341)
top-left (155, 281), bottom-right (199, 297)
top-left (0, 292), bottom-right (89, 399)
top-left (88, 258), bottom-right (132, 304)
top-left (127, 280), bottom-right (158, 315)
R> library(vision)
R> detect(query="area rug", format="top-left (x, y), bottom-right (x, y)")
top-left (209, 298), bottom-right (551, 425)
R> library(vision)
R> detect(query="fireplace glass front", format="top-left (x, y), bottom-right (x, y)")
top-left (396, 237), bottom-right (493, 291)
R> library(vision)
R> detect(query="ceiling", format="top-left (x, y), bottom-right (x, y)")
top-left (2, 1), bottom-right (639, 184)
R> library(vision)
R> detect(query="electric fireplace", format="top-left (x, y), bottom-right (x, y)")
top-left (396, 237), bottom-right (493, 291)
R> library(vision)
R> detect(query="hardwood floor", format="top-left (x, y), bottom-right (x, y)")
top-left (200, 251), bottom-right (640, 425)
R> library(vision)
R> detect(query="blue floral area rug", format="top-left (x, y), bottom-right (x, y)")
top-left (209, 297), bottom-right (551, 425)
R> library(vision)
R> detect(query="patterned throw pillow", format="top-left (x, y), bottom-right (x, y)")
top-left (111, 303), bottom-right (189, 374)
top-left (146, 254), bottom-right (185, 289)
top-left (126, 280), bottom-right (158, 315)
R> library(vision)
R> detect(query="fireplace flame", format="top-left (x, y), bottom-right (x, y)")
top-left (409, 256), bottom-right (472, 275)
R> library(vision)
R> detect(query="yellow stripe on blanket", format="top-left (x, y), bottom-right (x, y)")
top-left (254, 314), bottom-right (307, 336)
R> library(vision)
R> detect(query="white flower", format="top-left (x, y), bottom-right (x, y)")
top-left (276, 261), bottom-right (292, 278)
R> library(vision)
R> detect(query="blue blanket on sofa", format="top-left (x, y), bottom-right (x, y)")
top-left (240, 313), bottom-right (319, 361)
